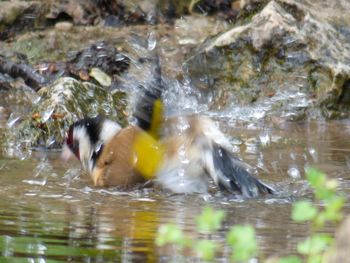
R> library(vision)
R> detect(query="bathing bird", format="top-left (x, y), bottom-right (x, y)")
top-left (62, 56), bottom-right (274, 197)
top-left (61, 103), bottom-right (274, 197)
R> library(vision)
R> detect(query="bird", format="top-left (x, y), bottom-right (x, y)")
top-left (61, 113), bottom-right (274, 197)
top-left (62, 56), bottom-right (274, 197)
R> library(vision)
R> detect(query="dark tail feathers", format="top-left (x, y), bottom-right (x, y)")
top-left (133, 56), bottom-right (163, 133)
top-left (212, 144), bottom-right (275, 198)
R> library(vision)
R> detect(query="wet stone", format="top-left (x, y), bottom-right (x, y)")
top-left (5, 77), bottom-right (127, 150)
top-left (185, 0), bottom-right (350, 120)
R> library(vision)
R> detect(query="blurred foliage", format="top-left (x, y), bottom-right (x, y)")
top-left (156, 206), bottom-right (257, 262)
top-left (157, 168), bottom-right (345, 262)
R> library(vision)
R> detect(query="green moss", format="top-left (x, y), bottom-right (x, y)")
top-left (278, 1), bottom-right (305, 23)
top-left (157, 0), bottom-right (192, 16)
top-left (4, 26), bottom-right (131, 64)
top-left (235, 0), bottom-right (269, 26)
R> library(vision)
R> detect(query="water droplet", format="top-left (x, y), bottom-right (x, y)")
top-left (115, 53), bottom-right (126, 62)
top-left (288, 166), bottom-right (301, 179)
top-left (22, 179), bottom-right (47, 186)
top-left (7, 113), bottom-right (20, 128)
top-left (290, 153), bottom-right (297, 161)
top-left (46, 136), bottom-right (56, 148)
top-left (147, 32), bottom-right (157, 50)
top-left (41, 107), bottom-right (55, 123)
top-left (259, 132), bottom-right (270, 146)
top-left (308, 147), bottom-right (318, 162)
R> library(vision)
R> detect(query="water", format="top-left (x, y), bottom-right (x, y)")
top-left (1, 120), bottom-right (350, 262)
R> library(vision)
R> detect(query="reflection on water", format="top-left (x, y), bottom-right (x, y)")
top-left (1, 120), bottom-right (350, 261)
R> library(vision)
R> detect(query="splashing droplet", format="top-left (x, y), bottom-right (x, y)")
top-left (288, 165), bottom-right (301, 179)
top-left (290, 153), bottom-right (297, 161)
top-left (7, 114), bottom-right (20, 128)
top-left (308, 147), bottom-right (318, 162)
top-left (22, 179), bottom-right (47, 186)
top-left (41, 107), bottom-right (55, 123)
top-left (46, 136), bottom-right (56, 148)
top-left (259, 132), bottom-right (270, 146)
top-left (148, 32), bottom-right (157, 50)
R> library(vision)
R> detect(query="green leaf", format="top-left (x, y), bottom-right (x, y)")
top-left (279, 255), bottom-right (303, 263)
top-left (314, 212), bottom-right (327, 228)
top-left (156, 224), bottom-right (188, 247)
top-left (305, 168), bottom-right (326, 189)
top-left (297, 234), bottom-right (332, 255)
top-left (291, 201), bottom-right (318, 222)
top-left (194, 240), bottom-right (217, 261)
top-left (324, 196), bottom-right (345, 218)
top-left (314, 188), bottom-right (335, 201)
top-left (307, 255), bottom-right (323, 263)
top-left (196, 207), bottom-right (225, 233)
top-left (306, 168), bottom-right (339, 201)
top-left (226, 225), bottom-right (257, 262)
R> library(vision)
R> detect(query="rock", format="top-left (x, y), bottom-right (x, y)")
top-left (0, 77), bottom-right (38, 120)
top-left (89, 68), bottom-right (112, 87)
top-left (0, 106), bottom-right (10, 120)
top-left (54, 21), bottom-right (73, 31)
top-left (0, 1), bottom-right (30, 25)
top-left (67, 41), bottom-right (130, 77)
top-left (240, 0), bottom-right (266, 9)
top-left (282, 0), bottom-right (350, 26)
top-left (174, 15), bottom-right (229, 46)
top-left (6, 77), bottom-right (127, 149)
top-left (189, 0), bottom-right (240, 20)
top-left (0, 1), bottom-right (41, 40)
top-left (46, 0), bottom-right (98, 25)
top-left (186, 0), bottom-right (350, 120)
top-left (0, 106), bottom-right (10, 129)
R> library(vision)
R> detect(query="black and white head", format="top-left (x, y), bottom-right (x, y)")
top-left (62, 116), bottom-right (121, 172)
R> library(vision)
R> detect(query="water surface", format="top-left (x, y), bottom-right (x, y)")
top-left (1, 120), bottom-right (350, 262)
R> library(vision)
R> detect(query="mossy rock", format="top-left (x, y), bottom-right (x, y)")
top-left (7, 77), bottom-right (127, 150)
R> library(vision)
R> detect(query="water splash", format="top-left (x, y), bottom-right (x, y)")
top-left (7, 113), bottom-right (21, 128)
top-left (22, 179), bottom-right (47, 186)
top-left (63, 168), bottom-right (81, 190)
top-left (287, 165), bottom-right (301, 179)
top-left (259, 132), bottom-right (271, 147)
top-left (308, 147), bottom-right (318, 163)
top-left (147, 31), bottom-right (158, 51)
top-left (40, 107), bottom-right (55, 123)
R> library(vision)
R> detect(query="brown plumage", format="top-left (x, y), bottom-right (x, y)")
top-left (91, 126), bottom-right (145, 187)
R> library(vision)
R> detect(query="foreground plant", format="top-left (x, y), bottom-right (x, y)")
top-left (156, 206), bottom-right (257, 262)
top-left (156, 168), bottom-right (345, 262)
top-left (280, 168), bottom-right (345, 263)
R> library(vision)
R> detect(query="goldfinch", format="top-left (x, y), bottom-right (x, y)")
top-left (62, 55), bottom-right (274, 197)
top-left (62, 114), bottom-right (274, 197)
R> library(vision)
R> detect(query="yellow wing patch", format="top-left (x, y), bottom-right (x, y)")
top-left (149, 99), bottom-right (164, 139)
top-left (132, 98), bottom-right (165, 179)
top-left (132, 131), bottom-right (164, 179)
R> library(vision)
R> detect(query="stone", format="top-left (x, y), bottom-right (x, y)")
top-left (186, 0), bottom-right (350, 120)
